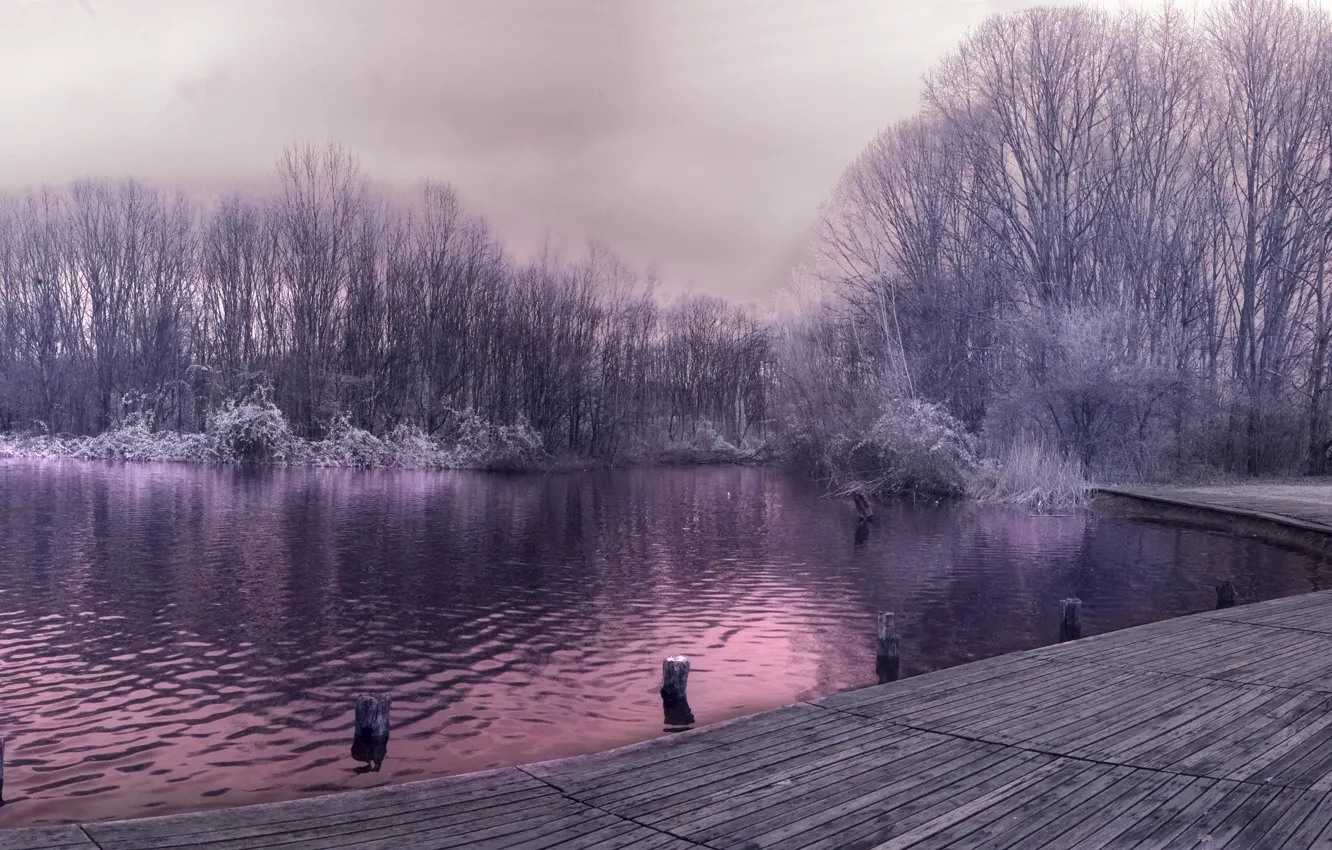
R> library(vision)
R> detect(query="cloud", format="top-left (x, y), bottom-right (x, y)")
top-left (0, 0), bottom-right (1121, 301)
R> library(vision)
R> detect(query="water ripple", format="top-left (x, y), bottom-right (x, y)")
top-left (0, 460), bottom-right (1325, 827)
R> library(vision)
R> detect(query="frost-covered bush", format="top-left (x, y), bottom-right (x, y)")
top-left (684, 420), bottom-right (738, 454)
top-left (438, 407), bottom-right (546, 471)
top-left (382, 424), bottom-right (450, 468)
top-left (76, 415), bottom-right (215, 463)
top-left (826, 399), bottom-right (978, 498)
top-left (0, 394), bottom-right (554, 472)
top-left (206, 393), bottom-right (300, 463)
top-left (74, 413), bottom-right (160, 462)
top-left (0, 412), bottom-right (216, 463)
top-left (307, 415), bottom-right (395, 467)
top-left (0, 389), bottom-right (557, 471)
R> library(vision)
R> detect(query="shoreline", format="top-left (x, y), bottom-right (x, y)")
top-left (0, 440), bottom-right (771, 474)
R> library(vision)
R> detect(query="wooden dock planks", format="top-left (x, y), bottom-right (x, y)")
top-left (0, 827), bottom-right (98, 850)
top-left (1096, 483), bottom-right (1332, 530)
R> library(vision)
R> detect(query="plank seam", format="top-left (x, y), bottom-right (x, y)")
top-left (77, 825), bottom-right (105, 850)
top-left (514, 765), bottom-right (722, 849)
top-left (1058, 653), bottom-right (1332, 696)
top-left (999, 618), bottom-right (1332, 694)
top-left (803, 700), bottom-right (1306, 794)
top-left (1197, 615), bottom-right (1332, 640)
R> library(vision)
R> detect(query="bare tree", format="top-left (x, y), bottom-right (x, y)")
top-left (272, 142), bottom-right (365, 437)
top-left (810, 0), bottom-right (1332, 480)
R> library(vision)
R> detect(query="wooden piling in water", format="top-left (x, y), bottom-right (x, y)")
top-left (1217, 580), bottom-right (1237, 610)
top-left (351, 693), bottom-right (391, 771)
top-left (876, 612), bottom-right (900, 684)
top-left (1060, 598), bottom-right (1083, 642)
top-left (661, 656), bottom-right (695, 727)
top-left (853, 492), bottom-right (874, 523)
top-left (855, 522), bottom-right (870, 546)
top-left (1, 737), bottom-right (5, 804)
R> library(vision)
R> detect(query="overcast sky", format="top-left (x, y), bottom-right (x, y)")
top-left (2, 0), bottom-right (1190, 302)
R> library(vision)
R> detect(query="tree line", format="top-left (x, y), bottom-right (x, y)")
top-left (0, 144), bottom-right (772, 459)
top-left (9, 0), bottom-right (1332, 486)
top-left (806, 0), bottom-right (1332, 480)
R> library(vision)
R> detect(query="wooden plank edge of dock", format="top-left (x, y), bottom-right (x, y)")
top-left (1092, 486), bottom-right (1332, 537)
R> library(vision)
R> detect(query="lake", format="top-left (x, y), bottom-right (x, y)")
top-left (0, 460), bottom-right (1327, 827)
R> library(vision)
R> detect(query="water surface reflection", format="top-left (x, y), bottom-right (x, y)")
top-left (0, 460), bottom-right (1324, 825)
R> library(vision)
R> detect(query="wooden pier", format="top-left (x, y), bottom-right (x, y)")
top-left (10, 485), bottom-right (1332, 848)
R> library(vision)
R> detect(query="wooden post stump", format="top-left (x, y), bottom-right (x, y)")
top-left (1216, 580), bottom-right (1237, 610)
top-left (1059, 598), bottom-right (1083, 642)
top-left (876, 612), bottom-right (900, 684)
top-left (351, 693), bottom-right (391, 771)
top-left (0, 737), bottom-right (5, 804)
top-left (853, 492), bottom-right (874, 523)
top-left (661, 656), bottom-right (695, 727)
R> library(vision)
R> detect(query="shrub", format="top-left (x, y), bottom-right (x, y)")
top-left (0, 411), bottom-right (217, 463)
top-left (0, 393), bottom-right (555, 472)
top-left (826, 398), bottom-right (978, 498)
top-left (968, 437), bottom-right (1089, 511)
top-left (206, 391), bottom-right (300, 463)
top-left (437, 407), bottom-right (546, 471)
top-left (382, 424), bottom-right (449, 468)
top-left (309, 415), bottom-right (395, 467)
